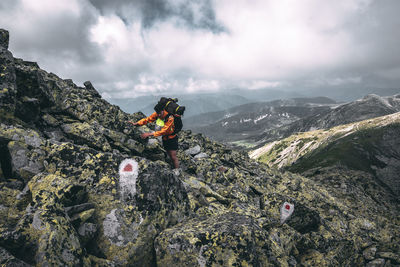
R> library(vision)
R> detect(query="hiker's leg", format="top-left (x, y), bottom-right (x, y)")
top-left (167, 150), bottom-right (179, 169)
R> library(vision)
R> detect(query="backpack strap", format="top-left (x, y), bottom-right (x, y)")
top-left (164, 113), bottom-right (179, 136)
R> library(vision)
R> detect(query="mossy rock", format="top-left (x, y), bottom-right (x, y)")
top-left (155, 212), bottom-right (272, 266)
top-left (61, 122), bottom-right (112, 152)
top-left (28, 173), bottom-right (86, 207)
top-left (0, 247), bottom-right (30, 266)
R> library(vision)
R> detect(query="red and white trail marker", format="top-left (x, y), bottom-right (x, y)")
top-left (280, 202), bottom-right (294, 224)
top-left (123, 164), bottom-right (133, 172)
top-left (119, 159), bottom-right (139, 199)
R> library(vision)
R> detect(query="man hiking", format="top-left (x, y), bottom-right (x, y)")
top-left (129, 97), bottom-right (185, 170)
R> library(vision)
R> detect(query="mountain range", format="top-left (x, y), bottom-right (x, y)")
top-left (188, 97), bottom-right (337, 146)
top-left (190, 93), bottom-right (400, 150)
top-left (1, 28), bottom-right (400, 266)
top-left (253, 93), bottom-right (400, 146)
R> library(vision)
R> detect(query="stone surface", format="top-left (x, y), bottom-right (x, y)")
top-left (194, 152), bottom-right (208, 159)
top-left (185, 145), bottom-right (201, 155)
top-left (377, 252), bottom-right (400, 264)
top-left (155, 212), bottom-right (270, 266)
top-left (8, 141), bottom-right (45, 181)
top-left (0, 34), bottom-right (17, 114)
top-left (0, 29), bottom-right (9, 49)
top-left (364, 246), bottom-right (378, 260)
top-left (366, 258), bottom-right (386, 267)
top-left (0, 247), bottom-right (31, 266)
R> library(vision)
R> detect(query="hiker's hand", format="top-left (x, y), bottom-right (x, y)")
top-left (128, 121), bottom-right (138, 126)
top-left (140, 132), bottom-right (153, 139)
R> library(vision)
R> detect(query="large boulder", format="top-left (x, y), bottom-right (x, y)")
top-left (92, 159), bottom-right (191, 266)
top-left (25, 173), bottom-right (86, 266)
top-left (61, 122), bottom-right (112, 152)
top-left (0, 124), bottom-right (46, 181)
top-left (8, 141), bottom-right (45, 182)
top-left (155, 212), bottom-right (271, 266)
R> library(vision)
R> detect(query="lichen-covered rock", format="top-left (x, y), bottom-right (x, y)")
top-left (26, 174), bottom-right (84, 265)
top-left (61, 122), bottom-right (112, 152)
top-left (0, 173), bottom-right (87, 266)
top-left (0, 184), bottom-right (28, 229)
top-left (0, 29), bottom-right (9, 49)
top-left (0, 246), bottom-right (31, 266)
top-left (90, 159), bottom-right (191, 266)
top-left (155, 212), bottom-right (271, 266)
top-left (83, 81), bottom-right (101, 98)
top-left (366, 258), bottom-right (386, 267)
top-left (0, 124), bottom-right (44, 147)
top-left (78, 222), bottom-right (97, 244)
top-left (8, 141), bottom-right (45, 182)
top-left (0, 30), bottom-right (17, 114)
top-left (28, 173), bottom-right (86, 207)
top-left (363, 246), bottom-right (377, 260)
top-left (33, 211), bottom-right (82, 266)
top-left (377, 251), bottom-right (400, 264)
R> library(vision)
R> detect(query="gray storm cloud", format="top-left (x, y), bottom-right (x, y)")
top-left (88, 0), bottom-right (226, 33)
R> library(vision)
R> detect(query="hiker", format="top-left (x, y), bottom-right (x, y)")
top-left (128, 97), bottom-right (185, 169)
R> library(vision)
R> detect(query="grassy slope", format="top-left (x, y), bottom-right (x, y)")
top-left (250, 112), bottom-right (400, 172)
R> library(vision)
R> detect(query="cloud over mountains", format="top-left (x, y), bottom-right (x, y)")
top-left (1, 0), bottom-right (399, 98)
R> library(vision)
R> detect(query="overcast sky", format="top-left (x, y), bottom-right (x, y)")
top-left (1, 0), bottom-right (400, 99)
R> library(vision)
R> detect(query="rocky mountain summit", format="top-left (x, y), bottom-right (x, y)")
top-left (1, 29), bottom-right (400, 266)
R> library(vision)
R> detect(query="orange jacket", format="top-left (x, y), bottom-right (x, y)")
top-left (136, 111), bottom-right (176, 139)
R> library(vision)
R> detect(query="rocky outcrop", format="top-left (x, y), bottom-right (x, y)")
top-left (1, 28), bottom-right (400, 266)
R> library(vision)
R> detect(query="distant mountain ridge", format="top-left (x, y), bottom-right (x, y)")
top-left (189, 97), bottom-right (337, 145)
top-left (253, 93), bottom-right (400, 146)
top-left (190, 93), bottom-right (400, 149)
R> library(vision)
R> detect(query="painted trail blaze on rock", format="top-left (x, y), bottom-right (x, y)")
top-left (119, 159), bottom-right (139, 200)
top-left (280, 202), bottom-right (294, 224)
top-left (123, 164), bottom-right (133, 172)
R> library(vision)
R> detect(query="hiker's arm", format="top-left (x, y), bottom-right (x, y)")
top-left (135, 112), bottom-right (158, 126)
top-left (153, 116), bottom-right (174, 137)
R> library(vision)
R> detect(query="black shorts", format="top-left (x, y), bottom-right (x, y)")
top-left (162, 136), bottom-right (178, 151)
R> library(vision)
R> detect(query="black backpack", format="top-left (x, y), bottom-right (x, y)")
top-left (155, 97), bottom-right (185, 116)
top-left (172, 115), bottom-right (183, 135)
top-left (166, 113), bottom-right (183, 135)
